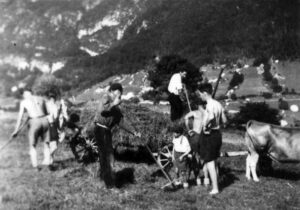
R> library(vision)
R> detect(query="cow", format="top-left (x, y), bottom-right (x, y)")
top-left (245, 120), bottom-right (300, 182)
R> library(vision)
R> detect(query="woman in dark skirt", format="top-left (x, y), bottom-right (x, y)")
top-left (199, 130), bottom-right (222, 163)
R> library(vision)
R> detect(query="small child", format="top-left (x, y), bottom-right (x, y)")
top-left (171, 125), bottom-right (191, 188)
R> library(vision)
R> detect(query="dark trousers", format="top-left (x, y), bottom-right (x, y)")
top-left (168, 93), bottom-right (183, 121)
top-left (94, 126), bottom-right (115, 188)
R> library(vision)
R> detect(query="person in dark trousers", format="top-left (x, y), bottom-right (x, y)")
top-left (196, 83), bottom-right (227, 195)
top-left (93, 83), bottom-right (140, 188)
top-left (167, 71), bottom-right (187, 121)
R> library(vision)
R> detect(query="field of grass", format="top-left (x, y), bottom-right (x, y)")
top-left (0, 112), bottom-right (299, 210)
top-left (276, 61), bottom-right (300, 92)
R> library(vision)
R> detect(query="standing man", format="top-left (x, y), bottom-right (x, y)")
top-left (93, 83), bottom-right (140, 188)
top-left (196, 83), bottom-right (227, 195)
top-left (168, 71), bottom-right (187, 121)
top-left (11, 88), bottom-right (51, 169)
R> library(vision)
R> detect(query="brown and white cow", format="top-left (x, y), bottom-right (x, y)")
top-left (245, 120), bottom-right (300, 182)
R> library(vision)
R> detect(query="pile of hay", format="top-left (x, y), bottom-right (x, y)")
top-left (77, 101), bottom-right (172, 152)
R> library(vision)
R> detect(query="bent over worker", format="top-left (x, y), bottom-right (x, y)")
top-left (11, 88), bottom-right (51, 168)
top-left (184, 100), bottom-right (207, 186)
top-left (168, 71), bottom-right (187, 121)
top-left (93, 83), bottom-right (140, 188)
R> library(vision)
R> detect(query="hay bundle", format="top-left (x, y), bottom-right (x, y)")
top-left (77, 101), bottom-right (172, 152)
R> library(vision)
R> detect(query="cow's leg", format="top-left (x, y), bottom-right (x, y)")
top-left (249, 153), bottom-right (259, 182)
top-left (245, 130), bottom-right (259, 182)
top-left (246, 154), bottom-right (251, 180)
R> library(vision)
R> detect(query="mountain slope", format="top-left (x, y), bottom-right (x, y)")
top-left (55, 0), bottom-right (300, 90)
top-left (0, 0), bottom-right (161, 68)
top-left (0, 0), bottom-right (299, 94)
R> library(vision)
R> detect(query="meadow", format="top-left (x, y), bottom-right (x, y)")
top-left (0, 111), bottom-right (299, 210)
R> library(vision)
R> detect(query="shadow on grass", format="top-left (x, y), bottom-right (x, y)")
top-left (219, 167), bottom-right (240, 190)
top-left (258, 157), bottom-right (300, 181)
top-left (261, 169), bottom-right (300, 181)
top-left (115, 167), bottom-right (135, 188)
top-left (49, 158), bottom-right (78, 171)
top-left (114, 146), bottom-right (155, 164)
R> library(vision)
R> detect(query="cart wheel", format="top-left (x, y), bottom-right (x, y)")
top-left (157, 145), bottom-right (173, 171)
top-left (70, 136), bottom-right (98, 163)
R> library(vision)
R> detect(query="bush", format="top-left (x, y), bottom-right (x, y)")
top-left (231, 102), bottom-right (281, 125)
top-left (128, 97), bottom-right (140, 104)
top-left (261, 92), bottom-right (273, 99)
top-left (141, 90), bottom-right (160, 101)
top-left (216, 94), bottom-right (228, 100)
top-left (228, 72), bottom-right (244, 91)
top-left (32, 74), bottom-right (64, 97)
top-left (148, 54), bottom-right (203, 92)
top-left (230, 93), bottom-right (237, 100)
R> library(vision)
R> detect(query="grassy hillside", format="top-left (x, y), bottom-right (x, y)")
top-left (56, 0), bottom-right (300, 90)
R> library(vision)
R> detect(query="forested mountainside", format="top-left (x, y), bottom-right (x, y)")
top-left (0, 0), bottom-right (299, 92)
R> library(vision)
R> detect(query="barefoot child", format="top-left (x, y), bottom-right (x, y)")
top-left (171, 125), bottom-right (191, 188)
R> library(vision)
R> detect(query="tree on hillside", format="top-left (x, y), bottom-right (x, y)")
top-left (231, 102), bottom-right (281, 126)
top-left (148, 54), bottom-right (203, 92)
top-left (32, 74), bottom-right (64, 97)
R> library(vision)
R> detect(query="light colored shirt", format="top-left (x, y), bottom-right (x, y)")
top-left (46, 100), bottom-right (59, 123)
top-left (168, 73), bottom-right (183, 95)
top-left (205, 98), bottom-right (227, 130)
top-left (184, 108), bottom-right (208, 134)
top-left (172, 135), bottom-right (191, 153)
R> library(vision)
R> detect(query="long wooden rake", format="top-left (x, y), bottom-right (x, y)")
top-left (0, 118), bottom-right (29, 152)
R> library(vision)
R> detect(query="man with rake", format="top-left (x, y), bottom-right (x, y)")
top-left (94, 83), bottom-right (140, 188)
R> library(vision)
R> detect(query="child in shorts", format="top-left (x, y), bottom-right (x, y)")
top-left (171, 125), bottom-right (191, 188)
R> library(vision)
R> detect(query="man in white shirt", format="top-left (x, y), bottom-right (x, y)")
top-left (168, 71), bottom-right (187, 121)
top-left (196, 83), bottom-right (227, 195)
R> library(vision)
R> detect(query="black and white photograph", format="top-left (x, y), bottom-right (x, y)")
top-left (0, 0), bottom-right (299, 209)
